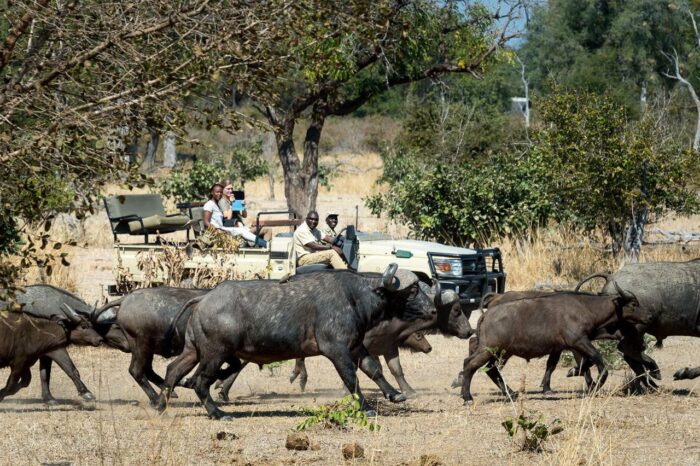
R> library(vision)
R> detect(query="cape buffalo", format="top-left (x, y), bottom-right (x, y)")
top-left (455, 289), bottom-right (660, 393)
top-left (283, 286), bottom-right (469, 399)
top-left (156, 265), bottom-right (443, 420)
top-left (576, 259), bottom-right (700, 390)
top-left (94, 287), bottom-right (210, 406)
top-left (0, 305), bottom-right (102, 402)
top-left (459, 290), bottom-right (650, 404)
top-left (1, 284), bottom-right (127, 403)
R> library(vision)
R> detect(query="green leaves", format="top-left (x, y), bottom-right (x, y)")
top-left (293, 394), bottom-right (380, 432)
top-left (502, 412), bottom-right (563, 452)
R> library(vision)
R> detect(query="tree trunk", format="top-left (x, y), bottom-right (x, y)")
top-left (143, 127), bottom-right (160, 169)
top-left (163, 131), bottom-right (176, 168)
top-left (273, 107), bottom-right (326, 217)
top-left (623, 207), bottom-right (648, 264)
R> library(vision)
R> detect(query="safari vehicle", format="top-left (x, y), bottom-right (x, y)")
top-left (106, 194), bottom-right (506, 309)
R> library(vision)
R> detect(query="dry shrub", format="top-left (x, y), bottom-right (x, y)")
top-left (16, 254), bottom-right (78, 292)
top-left (496, 226), bottom-right (700, 291)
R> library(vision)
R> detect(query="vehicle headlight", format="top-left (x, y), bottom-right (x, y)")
top-left (433, 257), bottom-right (462, 277)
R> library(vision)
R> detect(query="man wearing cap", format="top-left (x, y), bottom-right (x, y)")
top-left (320, 211), bottom-right (339, 244)
top-left (293, 210), bottom-right (347, 269)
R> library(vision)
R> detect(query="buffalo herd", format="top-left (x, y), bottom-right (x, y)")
top-left (0, 260), bottom-right (698, 419)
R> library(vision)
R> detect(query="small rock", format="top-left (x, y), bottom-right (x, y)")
top-left (310, 439), bottom-right (321, 451)
top-left (214, 431), bottom-right (239, 441)
top-left (285, 432), bottom-right (310, 451)
top-left (342, 442), bottom-right (364, 460)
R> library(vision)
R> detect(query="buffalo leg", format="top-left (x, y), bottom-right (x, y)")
top-left (191, 356), bottom-right (240, 420)
top-left (39, 356), bottom-right (57, 404)
top-left (571, 338), bottom-right (608, 393)
top-left (157, 338), bottom-right (199, 412)
top-left (460, 349), bottom-right (495, 404)
top-left (289, 358), bottom-right (308, 392)
top-left (356, 350), bottom-right (405, 403)
top-left (129, 348), bottom-right (161, 406)
top-left (484, 361), bottom-right (516, 400)
top-left (324, 348), bottom-right (369, 410)
top-left (541, 351), bottom-right (561, 394)
top-left (217, 362), bottom-right (249, 402)
top-left (674, 366), bottom-right (700, 380)
top-left (46, 349), bottom-right (94, 401)
top-left (383, 346), bottom-right (417, 397)
top-left (0, 365), bottom-right (30, 401)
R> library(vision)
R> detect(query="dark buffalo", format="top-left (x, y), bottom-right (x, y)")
top-left (2, 284), bottom-right (127, 403)
top-left (94, 287), bottom-right (210, 406)
top-left (459, 290), bottom-right (650, 404)
top-left (458, 290), bottom-right (660, 393)
top-left (282, 286), bottom-right (469, 399)
top-left (0, 305), bottom-right (102, 402)
top-left (576, 259), bottom-right (700, 389)
top-left (156, 265), bottom-right (442, 420)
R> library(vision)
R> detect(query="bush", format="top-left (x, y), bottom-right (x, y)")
top-left (294, 394), bottom-right (380, 432)
top-left (157, 139), bottom-right (269, 203)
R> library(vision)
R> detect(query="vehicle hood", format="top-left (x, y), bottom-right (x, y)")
top-left (359, 239), bottom-right (477, 257)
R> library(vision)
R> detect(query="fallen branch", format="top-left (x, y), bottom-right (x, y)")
top-left (643, 228), bottom-right (700, 245)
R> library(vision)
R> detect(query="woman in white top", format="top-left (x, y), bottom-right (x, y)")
top-left (202, 183), bottom-right (267, 247)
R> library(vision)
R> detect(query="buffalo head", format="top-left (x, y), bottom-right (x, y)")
top-left (613, 282), bottom-right (650, 325)
top-left (62, 304), bottom-right (103, 347)
top-left (379, 265), bottom-right (437, 322)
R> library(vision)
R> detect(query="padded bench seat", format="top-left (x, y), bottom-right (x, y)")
top-left (105, 194), bottom-right (192, 243)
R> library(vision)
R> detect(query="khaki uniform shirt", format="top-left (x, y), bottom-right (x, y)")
top-left (293, 222), bottom-right (323, 260)
top-left (320, 225), bottom-right (336, 243)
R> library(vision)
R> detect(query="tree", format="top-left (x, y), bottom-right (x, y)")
top-left (235, 0), bottom-right (525, 217)
top-left (0, 0), bottom-right (290, 291)
top-left (530, 90), bottom-right (699, 261)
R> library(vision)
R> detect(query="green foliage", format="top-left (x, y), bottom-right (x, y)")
top-left (158, 140), bottom-right (269, 203)
top-left (502, 412), bottom-right (563, 452)
top-left (531, 89), bottom-right (700, 246)
top-left (294, 394), bottom-right (380, 432)
top-left (369, 87), bottom-right (699, 247)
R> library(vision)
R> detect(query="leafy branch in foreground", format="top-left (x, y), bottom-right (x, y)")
top-left (294, 394), bottom-right (380, 432)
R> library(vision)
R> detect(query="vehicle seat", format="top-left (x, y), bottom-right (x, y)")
top-left (296, 264), bottom-right (332, 274)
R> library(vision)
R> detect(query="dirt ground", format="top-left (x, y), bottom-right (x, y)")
top-left (0, 247), bottom-right (698, 465)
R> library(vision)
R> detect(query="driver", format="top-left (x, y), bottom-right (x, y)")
top-left (293, 210), bottom-right (347, 269)
top-left (320, 211), bottom-right (339, 244)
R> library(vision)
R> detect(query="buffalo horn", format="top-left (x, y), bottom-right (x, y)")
top-left (432, 279), bottom-right (442, 307)
top-left (382, 263), bottom-right (399, 290)
top-left (62, 303), bottom-right (84, 324)
top-left (613, 281), bottom-right (636, 301)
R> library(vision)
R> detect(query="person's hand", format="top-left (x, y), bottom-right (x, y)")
top-left (332, 245), bottom-right (343, 255)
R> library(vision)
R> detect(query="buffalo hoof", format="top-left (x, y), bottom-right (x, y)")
top-left (170, 391), bottom-right (179, 399)
top-left (44, 398), bottom-right (59, 406)
top-left (218, 392), bottom-right (230, 402)
top-left (214, 380), bottom-right (223, 389)
top-left (364, 409), bottom-right (377, 417)
top-left (403, 389), bottom-right (418, 399)
top-left (650, 369), bottom-right (662, 381)
top-left (210, 410), bottom-right (234, 421)
top-left (389, 393), bottom-right (407, 403)
top-left (542, 388), bottom-right (554, 397)
top-left (450, 374), bottom-right (464, 389)
top-left (674, 367), bottom-right (689, 380)
top-left (80, 391), bottom-right (95, 401)
top-left (462, 399), bottom-right (474, 406)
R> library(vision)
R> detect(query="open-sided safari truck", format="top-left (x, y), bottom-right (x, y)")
top-left (106, 194), bottom-right (506, 310)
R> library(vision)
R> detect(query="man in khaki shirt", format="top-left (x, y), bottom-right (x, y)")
top-left (293, 210), bottom-right (346, 269)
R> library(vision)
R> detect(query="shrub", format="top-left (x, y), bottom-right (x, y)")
top-left (294, 394), bottom-right (380, 432)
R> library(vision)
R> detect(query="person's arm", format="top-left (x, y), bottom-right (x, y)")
top-left (304, 241), bottom-right (342, 255)
top-left (202, 210), bottom-right (213, 229)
